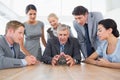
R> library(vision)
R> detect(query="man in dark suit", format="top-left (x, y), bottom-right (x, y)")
top-left (41, 24), bottom-right (81, 66)
top-left (0, 20), bottom-right (38, 69)
top-left (72, 6), bottom-right (103, 58)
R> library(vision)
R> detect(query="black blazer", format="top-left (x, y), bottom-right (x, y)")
top-left (41, 37), bottom-right (81, 64)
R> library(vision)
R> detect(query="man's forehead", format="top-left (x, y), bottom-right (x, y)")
top-left (58, 30), bottom-right (68, 34)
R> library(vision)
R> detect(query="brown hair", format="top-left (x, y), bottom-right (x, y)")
top-left (5, 20), bottom-right (24, 34)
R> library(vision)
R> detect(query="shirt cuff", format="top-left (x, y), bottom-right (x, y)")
top-left (74, 59), bottom-right (80, 64)
top-left (21, 59), bottom-right (27, 66)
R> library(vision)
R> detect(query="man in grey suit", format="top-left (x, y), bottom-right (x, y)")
top-left (72, 6), bottom-right (103, 58)
top-left (0, 20), bottom-right (38, 69)
top-left (41, 24), bottom-right (81, 66)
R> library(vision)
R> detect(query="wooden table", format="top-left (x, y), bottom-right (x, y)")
top-left (0, 62), bottom-right (120, 80)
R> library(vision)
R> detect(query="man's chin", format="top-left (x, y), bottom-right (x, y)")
top-left (60, 42), bottom-right (65, 45)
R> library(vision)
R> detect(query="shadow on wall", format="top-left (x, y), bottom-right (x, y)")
top-left (104, 8), bottom-right (120, 32)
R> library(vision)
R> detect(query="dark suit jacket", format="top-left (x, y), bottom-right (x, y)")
top-left (41, 37), bottom-right (81, 64)
top-left (0, 35), bottom-right (25, 69)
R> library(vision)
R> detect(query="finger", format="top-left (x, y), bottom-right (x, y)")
top-left (66, 60), bottom-right (71, 65)
top-left (53, 57), bottom-right (59, 61)
top-left (69, 63), bottom-right (73, 67)
top-left (66, 57), bottom-right (71, 61)
top-left (52, 61), bottom-right (56, 66)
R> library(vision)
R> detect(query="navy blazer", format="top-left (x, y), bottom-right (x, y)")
top-left (41, 37), bottom-right (81, 64)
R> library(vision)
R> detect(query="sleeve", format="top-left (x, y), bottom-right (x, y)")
top-left (0, 47), bottom-right (25, 69)
top-left (41, 39), bottom-right (53, 64)
top-left (21, 59), bottom-right (27, 66)
top-left (72, 38), bottom-right (81, 64)
top-left (73, 20), bottom-right (87, 58)
top-left (0, 43), bottom-right (26, 69)
top-left (92, 12), bottom-right (104, 50)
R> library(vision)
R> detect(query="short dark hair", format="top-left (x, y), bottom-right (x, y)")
top-left (72, 6), bottom-right (88, 15)
top-left (5, 20), bottom-right (24, 34)
top-left (98, 19), bottom-right (119, 37)
top-left (25, 4), bottom-right (37, 14)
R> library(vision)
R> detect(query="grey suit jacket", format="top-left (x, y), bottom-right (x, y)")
top-left (0, 35), bottom-right (25, 69)
top-left (73, 12), bottom-right (103, 58)
top-left (41, 37), bottom-right (81, 64)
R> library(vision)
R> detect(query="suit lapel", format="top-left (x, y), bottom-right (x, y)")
top-left (54, 38), bottom-right (60, 54)
top-left (1, 36), bottom-right (14, 58)
top-left (64, 39), bottom-right (70, 54)
top-left (87, 13), bottom-right (94, 42)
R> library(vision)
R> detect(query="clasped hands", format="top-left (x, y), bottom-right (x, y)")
top-left (95, 58), bottom-right (110, 67)
top-left (25, 55), bottom-right (39, 66)
top-left (51, 52), bottom-right (75, 67)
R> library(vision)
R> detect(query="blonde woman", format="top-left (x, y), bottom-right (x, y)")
top-left (47, 13), bottom-right (73, 40)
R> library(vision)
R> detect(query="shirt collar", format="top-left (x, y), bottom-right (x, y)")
top-left (4, 36), bottom-right (13, 47)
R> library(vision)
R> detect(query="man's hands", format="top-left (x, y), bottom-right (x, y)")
top-left (64, 54), bottom-right (75, 67)
top-left (51, 52), bottom-right (75, 67)
top-left (51, 55), bottom-right (60, 66)
top-left (25, 55), bottom-right (39, 66)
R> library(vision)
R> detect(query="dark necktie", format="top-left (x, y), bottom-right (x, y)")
top-left (84, 24), bottom-right (93, 57)
top-left (10, 46), bottom-right (16, 58)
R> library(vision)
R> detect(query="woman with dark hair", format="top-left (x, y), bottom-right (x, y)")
top-left (21, 4), bottom-right (46, 61)
top-left (85, 19), bottom-right (120, 69)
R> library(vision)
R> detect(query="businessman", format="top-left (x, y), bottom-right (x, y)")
top-left (72, 5), bottom-right (103, 58)
top-left (41, 24), bottom-right (81, 66)
top-left (0, 20), bottom-right (38, 69)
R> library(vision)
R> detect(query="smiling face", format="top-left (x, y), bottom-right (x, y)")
top-left (27, 9), bottom-right (37, 23)
top-left (57, 29), bottom-right (69, 45)
top-left (48, 16), bottom-right (58, 29)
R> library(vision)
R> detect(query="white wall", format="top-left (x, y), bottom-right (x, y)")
top-left (0, 0), bottom-right (120, 35)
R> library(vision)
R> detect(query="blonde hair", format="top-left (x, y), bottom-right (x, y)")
top-left (47, 13), bottom-right (58, 20)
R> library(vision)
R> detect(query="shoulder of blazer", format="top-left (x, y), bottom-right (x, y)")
top-left (0, 35), bottom-right (8, 46)
top-left (47, 37), bottom-right (59, 44)
top-left (89, 12), bottom-right (103, 19)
